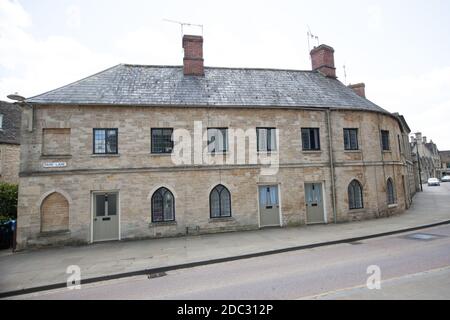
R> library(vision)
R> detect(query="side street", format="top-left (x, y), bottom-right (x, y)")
top-left (1, 183), bottom-right (449, 297)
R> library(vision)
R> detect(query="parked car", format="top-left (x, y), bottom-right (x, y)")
top-left (441, 175), bottom-right (450, 182)
top-left (427, 178), bottom-right (440, 186)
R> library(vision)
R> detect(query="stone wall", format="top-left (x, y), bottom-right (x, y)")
top-left (0, 143), bottom-right (20, 184)
top-left (17, 105), bottom-right (408, 248)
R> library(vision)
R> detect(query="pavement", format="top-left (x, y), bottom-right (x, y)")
top-left (1, 183), bottom-right (449, 297)
top-left (8, 222), bottom-right (450, 300)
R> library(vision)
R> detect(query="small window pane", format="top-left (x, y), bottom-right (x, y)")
top-left (344, 129), bottom-right (358, 150)
top-left (94, 129), bottom-right (117, 154)
top-left (348, 180), bottom-right (363, 210)
top-left (95, 194), bottom-right (106, 217)
top-left (381, 130), bottom-right (390, 151)
top-left (257, 128), bottom-right (277, 152)
top-left (302, 128), bottom-right (320, 150)
top-left (151, 188), bottom-right (175, 222)
top-left (208, 128), bottom-right (228, 153)
top-left (210, 185), bottom-right (231, 218)
top-left (152, 128), bottom-right (173, 153)
top-left (210, 189), bottom-right (220, 217)
top-left (107, 194), bottom-right (117, 216)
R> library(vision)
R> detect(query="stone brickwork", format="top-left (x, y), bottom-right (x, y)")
top-left (42, 128), bottom-right (71, 156)
top-left (0, 143), bottom-right (20, 184)
top-left (40, 192), bottom-right (69, 232)
top-left (16, 104), bottom-right (408, 249)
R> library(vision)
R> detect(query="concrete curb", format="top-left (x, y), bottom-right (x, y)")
top-left (1, 219), bottom-right (450, 299)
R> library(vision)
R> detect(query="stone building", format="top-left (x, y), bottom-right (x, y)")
top-left (0, 101), bottom-right (21, 184)
top-left (439, 150), bottom-right (450, 177)
top-left (393, 113), bottom-right (418, 203)
top-left (16, 35), bottom-right (411, 248)
top-left (411, 132), bottom-right (441, 181)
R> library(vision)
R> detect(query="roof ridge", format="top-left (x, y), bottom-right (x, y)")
top-left (122, 64), bottom-right (316, 73)
top-left (25, 64), bottom-right (124, 101)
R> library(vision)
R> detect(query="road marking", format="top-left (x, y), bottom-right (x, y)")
top-left (296, 265), bottom-right (450, 300)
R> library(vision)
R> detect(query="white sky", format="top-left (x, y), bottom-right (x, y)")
top-left (1, 0), bottom-right (449, 149)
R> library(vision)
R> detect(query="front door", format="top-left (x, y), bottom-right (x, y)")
top-left (259, 185), bottom-right (280, 227)
top-left (93, 192), bottom-right (119, 242)
top-left (305, 183), bottom-right (325, 224)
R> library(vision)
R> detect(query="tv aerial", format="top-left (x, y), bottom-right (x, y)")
top-left (163, 19), bottom-right (203, 37)
top-left (307, 25), bottom-right (320, 54)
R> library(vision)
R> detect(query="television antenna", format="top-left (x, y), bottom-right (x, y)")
top-left (163, 19), bottom-right (203, 38)
top-left (343, 64), bottom-right (347, 84)
top-left (307, 25), bottom-right (320, 54)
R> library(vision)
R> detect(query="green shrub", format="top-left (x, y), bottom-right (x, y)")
top-left (0, 182), bottom-right (18, 220)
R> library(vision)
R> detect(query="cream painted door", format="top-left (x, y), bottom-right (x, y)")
top-left (259, 185), bottom-right (280, 227)
top-left (305, 183), bottom-right (325, 224)
top-left (93, 192), bottom-right (119, 242)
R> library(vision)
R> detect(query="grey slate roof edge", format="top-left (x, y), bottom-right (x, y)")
top-left (24, 63), bottom-right (392, 117)
top-left (25, 64), bottom-right (123, 101)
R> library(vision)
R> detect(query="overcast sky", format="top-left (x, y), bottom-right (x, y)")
top-left (1, 0), bottom-right (449, 149)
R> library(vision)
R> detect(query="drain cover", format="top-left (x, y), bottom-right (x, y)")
top-left (404, 233), bottom-right (443, 241)
top-left (147, 272), bottom-right (167, 279)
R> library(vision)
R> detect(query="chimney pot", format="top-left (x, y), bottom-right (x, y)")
top-left (182, 35), bottom-right (204, 76)
top-left (423, 136), bottom-right (427, 143)
top-left (310, 44), bottom-right (336, 78)
top-left (348, 83), bottom-right (366, 98)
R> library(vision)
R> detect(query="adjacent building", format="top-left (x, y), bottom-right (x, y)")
top-left (411, 132), bottom-right (442, 182)
top-left (0, 101), bottom-right (21, 184)
top-left (16, 35), bottom-right (412, 248)
top-left (439, 150), bottom-right (450, 177)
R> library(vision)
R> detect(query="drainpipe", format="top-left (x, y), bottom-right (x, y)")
top-left (416, 150), bottom-right (423, 192)
top-left (326, 109), bottom-right (338, 223)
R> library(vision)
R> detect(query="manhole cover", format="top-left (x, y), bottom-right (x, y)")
top-left (404, 233), bottom-right (443, 241)
top-left (148, 272), bottom-right (167, 279)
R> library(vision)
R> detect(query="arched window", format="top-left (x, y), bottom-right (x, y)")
top-left (348, 180), bottom-right (364, 210)
top-left (387, 178), bottom-right (396, 205)
top-left (151, 187), bottom-right (175, 222)
top-left (210, 184), bottom-right (231, 218)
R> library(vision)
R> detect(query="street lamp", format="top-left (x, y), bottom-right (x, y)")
top-left (7, 93), bottom-right (26, 102)
top-left (6, 92), bottom-right (34, 132)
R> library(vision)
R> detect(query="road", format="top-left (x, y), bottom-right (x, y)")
top-left (9, 221), bottom-right (450, 300)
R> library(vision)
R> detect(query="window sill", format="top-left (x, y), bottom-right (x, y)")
top-left (209, 217), bottom-right (234, 223)
top-left (388, 203), bottom-right (398, 208)
top-left (150, 153), bottom-right (173, 157)
top-left (40, 154), bottom-right (72, 159)
top-left (382, 150), bottom-right (392, 153)
top-left (207, 152), bottom-right (229, 156)
top-left (344, 150), bottom-right (361, 153)
top-left (302, 150), bottom-right (322, 154)
top-left (91, 154), bottom-right (120, 158)
top-left (149, 221), bottom-right (177, 227)
top-left (257, 151), bottom-right (278, 155)
top-left (349, 208), bottom-right (366, 213)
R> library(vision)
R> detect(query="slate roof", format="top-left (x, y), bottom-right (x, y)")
top-left (0, 101), bottom-right (21, 145)
top-left (26, 64), bottom-right (389, 114)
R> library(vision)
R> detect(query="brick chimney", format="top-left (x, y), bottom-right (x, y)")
top-left (348, 83), bottom-right (366, 98)
top-left (310, 44), bottom-right (336, 78)
top-left (182, 35), bottom-right (204, 76)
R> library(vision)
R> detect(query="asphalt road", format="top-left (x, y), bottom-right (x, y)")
top-left (10, 221), bottom-right (450, 300)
